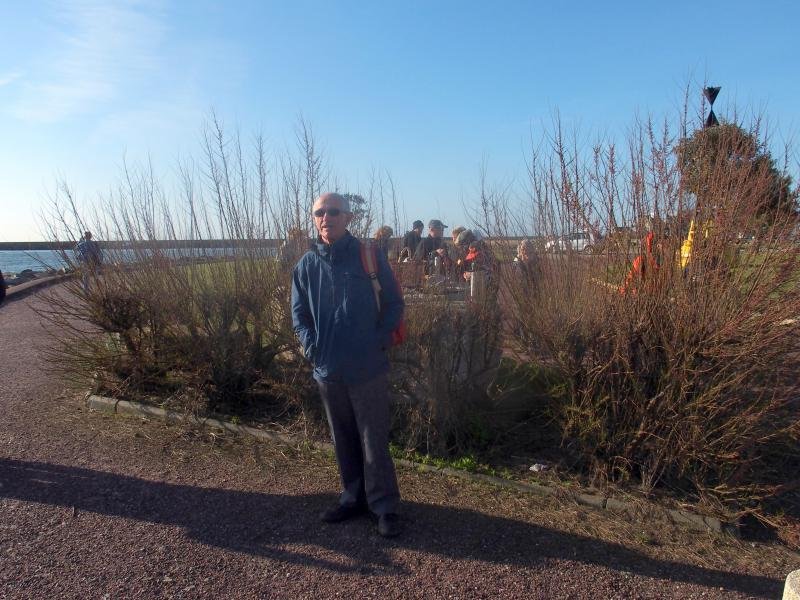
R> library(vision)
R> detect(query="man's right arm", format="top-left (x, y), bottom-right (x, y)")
top-left (290, 263), bottom-right (316, 362)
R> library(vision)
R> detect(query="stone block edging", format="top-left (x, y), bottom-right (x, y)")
top-left (85, 393), bottom-right (735, 538)
top-left (4, 274), bottom-right (73, 303)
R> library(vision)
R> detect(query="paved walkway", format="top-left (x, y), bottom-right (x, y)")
top-left (0, 289), bottom-right (794, 599)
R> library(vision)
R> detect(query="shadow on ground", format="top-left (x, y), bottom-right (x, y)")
top-left (0, 458), bottom-right (781, 597)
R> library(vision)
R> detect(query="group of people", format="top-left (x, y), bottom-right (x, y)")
top-left (394, 219), bottom-right (499, 281)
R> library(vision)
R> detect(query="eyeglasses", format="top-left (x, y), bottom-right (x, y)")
top-left (313, 207), bottom-right (343, 218)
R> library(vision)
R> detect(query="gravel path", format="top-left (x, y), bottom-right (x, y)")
top-left (1, 289), bottom-right (797, 599)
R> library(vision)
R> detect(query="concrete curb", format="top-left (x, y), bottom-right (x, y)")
top-left (785, 570), bottom-right (800, 600)
top-left (4, 273), bottom-right (73, 303)
top-left (85, 393), bottom-right (737, 537)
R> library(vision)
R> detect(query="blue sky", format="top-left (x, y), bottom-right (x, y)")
top-left (0, 0), bottom-right (798, 241)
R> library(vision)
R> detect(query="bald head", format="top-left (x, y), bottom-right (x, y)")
top-left (315, 192), bottom-right (350, 213)
top-left (312, 192), bottom-right (353, 244)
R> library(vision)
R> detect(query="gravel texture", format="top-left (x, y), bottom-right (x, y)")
top-left (1, 289), bottom-right (798, 599)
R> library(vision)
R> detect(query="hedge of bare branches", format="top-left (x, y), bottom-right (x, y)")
top-left (490, 107), bottom-right (800, 531)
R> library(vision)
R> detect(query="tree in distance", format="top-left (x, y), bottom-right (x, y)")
top-left (676, 122), bottom-right (798, 225)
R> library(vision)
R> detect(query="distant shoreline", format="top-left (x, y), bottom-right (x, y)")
top-left (0, 239), bottom-right (284, 251)
top-left (0, 236), bottom-right (530, 252)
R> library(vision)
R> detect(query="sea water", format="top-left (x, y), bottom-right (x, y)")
top-left (0, 246), bottom-right (280, 276)
top-left (0, 250), bottom-right (66, 275)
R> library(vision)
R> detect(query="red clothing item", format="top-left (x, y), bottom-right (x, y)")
top-left (465, 248), bottom-right (480, 264)
top-left (620, 232), bottom-right (659, 295)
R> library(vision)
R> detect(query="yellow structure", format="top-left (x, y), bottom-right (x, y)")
top-left (679, 218), bottom-right (714, 269)
top-left (679, 219), bottom-right (696, 269)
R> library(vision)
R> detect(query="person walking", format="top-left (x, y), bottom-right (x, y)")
top-left (291, 192), bottom-right (405, 538)
top-left (74, 231), bottom-right (103, 292)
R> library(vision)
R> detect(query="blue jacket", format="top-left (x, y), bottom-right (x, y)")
top-left (291, 231), bottom-right (404, 384)
top-left (75, 239), bottom-right (102, 266)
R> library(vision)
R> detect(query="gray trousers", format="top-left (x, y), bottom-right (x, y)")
top-left (317, 373), bottom-right (400, 516)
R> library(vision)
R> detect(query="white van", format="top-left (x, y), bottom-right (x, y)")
top-left (544, 231), bottom-right (596, 253)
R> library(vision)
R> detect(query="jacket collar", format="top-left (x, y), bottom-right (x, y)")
top-left (314, 230), bottom-right (355, 258)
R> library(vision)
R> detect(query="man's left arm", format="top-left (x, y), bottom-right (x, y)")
top-left (375, 250), bottom-right (404, 341)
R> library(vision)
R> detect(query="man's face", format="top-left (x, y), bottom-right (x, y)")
top-left (429, 226), bottom-right (443, 239)
top-left (313, 194), bottom-right (352, 244)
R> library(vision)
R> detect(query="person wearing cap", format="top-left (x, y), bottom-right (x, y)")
top-left (413, 219), bottom-right (450, 273)
top-left (399, 220), bottom-right (424, 262)
top-left (291, 192), bottom-right (405, 538)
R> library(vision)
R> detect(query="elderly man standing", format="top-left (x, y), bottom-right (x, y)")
top-left (291, 192), bottom-right (405, 538)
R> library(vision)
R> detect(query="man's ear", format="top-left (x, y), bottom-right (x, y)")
top-left (344, 213), bottom-right (354, 227)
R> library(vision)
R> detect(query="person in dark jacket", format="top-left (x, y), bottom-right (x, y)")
top-left (0, 270), bottom-right (6, 305)
top-left (457, 230), bottom-right (495, 280)
top-left (413, 219), bottom-right (450, 274)
top-left (399, 220), bottom-right (424, 261)
top-left (75, 231), bottom-right (103, 291)
top-left (291, 192), bottom-right (405, 537)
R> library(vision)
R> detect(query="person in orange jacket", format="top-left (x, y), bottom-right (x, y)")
top-left (620, 231), bottom-right (662, 295)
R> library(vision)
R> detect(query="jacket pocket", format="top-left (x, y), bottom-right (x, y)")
top-left (343, 271), bottom-right (377, 322)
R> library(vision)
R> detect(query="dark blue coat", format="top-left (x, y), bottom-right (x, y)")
top-left (291, 232), bottom-right (404, 384)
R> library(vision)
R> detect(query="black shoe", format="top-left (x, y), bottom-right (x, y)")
top-left (377, 513), bottom-right (402, 538)
top-left (320, 503), bottom-right (368, 523)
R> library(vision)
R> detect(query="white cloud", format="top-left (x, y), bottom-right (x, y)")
top-left (0, 72), bottom-right (22, 87)
top-left (10, 0), bottom-right (166, 123)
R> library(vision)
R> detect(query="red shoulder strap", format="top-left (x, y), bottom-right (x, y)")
top-left (359, 241), bottom-right (382, 310)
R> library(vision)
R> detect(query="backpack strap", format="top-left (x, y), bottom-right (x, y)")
top-left (359, 241), bottom-right (382, 310)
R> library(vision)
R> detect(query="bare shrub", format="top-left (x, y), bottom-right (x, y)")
top-left (389, 293), bottom-right (504, 456)
top-left (492, 104), bottom-right (800, 523)
top-left (34, 117), bottom-right (351, 422)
